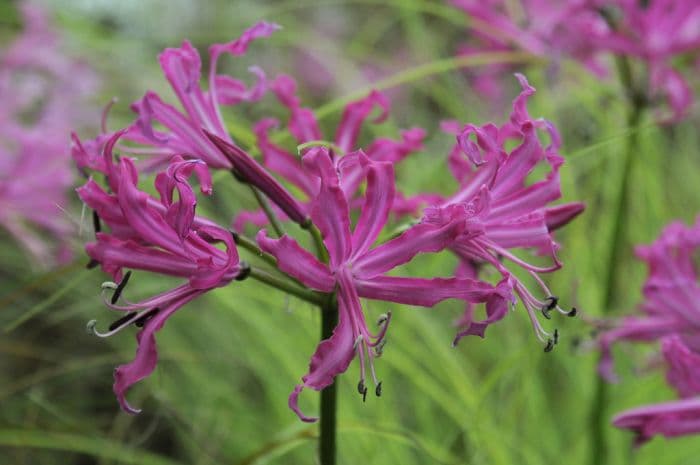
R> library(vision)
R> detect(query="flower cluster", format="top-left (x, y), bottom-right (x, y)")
top-left (0, 2), bottom-right (98, 265)
top-left (75, 23), bottom-right (581, 420)
top-left (598, 217), bottom-right (700, 445)
top-left (450, 0), bottom-right (700, 120)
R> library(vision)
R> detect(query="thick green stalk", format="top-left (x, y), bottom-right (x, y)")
top-left (589, 54), bottom-right (645, 465)
top-left (319, 300), bottom-right (338, 465)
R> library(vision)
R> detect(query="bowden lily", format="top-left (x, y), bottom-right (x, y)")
top-left (439, 74), bottom-right (583, 347)
top-left (257, 148), bottom-right (507, 421)
top-left (599, 217), bottom-right (700, 444)
top-left (78, 131), bottom-right (242, 413)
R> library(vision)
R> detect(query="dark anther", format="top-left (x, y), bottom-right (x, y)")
top-left (544, 339), bottom-right (555, 353)
top-left (235, 262), bottom-right (251, 281)
top-left (541, 307), bottom-right (552, 320)
top-left (108, 312), bottom-right (137, 331)
top-left (545, 296), bottom-right (558, 310)
top-left (111, 271), bottom-right (132, 304)
top-left (92, 210), bottom-right (101, 234)
top-left (553, 329), bottom-right (559, 345)
top-left (567, 307), bottom-right (578, 317)
top-left (86, 258), bottom-right (100, 269)
top-left (362, 387), bottom-right (368, 403)
top-left (357, 380), bottom-right (366, 395)
top-left (375, 382), bottom-right (383, 397)
top-left (135, 308), bottom-right (159, 327)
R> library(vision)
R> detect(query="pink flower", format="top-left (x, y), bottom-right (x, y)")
top-left (599, 217), bottom-right (700, 381)
top-left (234, 75), bottom-right (428, 230)
top-left (598, 217), bottom-right (700, 444)
top-left (257, 148), bottom-right (506, 422)
top-left (79, 132), bottom-right (242, 413)
top-left (438, 74), bottom-right (583, 347)
top-left (0, 1), bottom-right (98, 265)
top-left (76, 22), bottom-right (279, 174)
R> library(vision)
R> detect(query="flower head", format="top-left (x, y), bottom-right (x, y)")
top-left (79, 131), bottom-right (242, 413)
top-left (257, 148), bottom-right (505, 421)
top-left (437, 74), bottom-right (583, 347)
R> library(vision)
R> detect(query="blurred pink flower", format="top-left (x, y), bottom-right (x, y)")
top-left (598, 216), bottom-right (700, 444)
top-left (257, 148), bottom-right (504, 422)
top-left (0, 1), bottom-right (98, 265)
top-left (79, 132), bottom-right (242, 413)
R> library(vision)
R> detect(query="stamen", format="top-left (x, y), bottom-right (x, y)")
top-left (377, 313), bottom-right (389, 326)
top-left (544, 339), bottom-right (555, 353)
top-left (374, 339), bottom-right (387, 357)
top-left (134, 308), bottom-right (159, 327)
top-left (353, 335), bottom-right (364, 350)
top-left (567, 307), bottom-right (578, 317)
top-left (553, 329), bottom-right (559, 345)
top-left (541, 307), bottom-right (552, 320)
top-left (111, 271), bottom-right (132, 304)
top-left (375, 381), bottom-right (382, 397)
top-left (108, 312), bottom-right (137, 331)
top-left (357, 379), bottom-right (365, 395)
top-left (545, 296), bottom-right (558, 310)
top-left (92, 210), bottom-right (101, 234)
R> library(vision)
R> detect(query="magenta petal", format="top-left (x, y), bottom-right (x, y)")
top-left (453, 281), bottom-right (512, 343)
top-left (114, 289), bottom-right (200, 414)
top-left (303, 148), bottom-right (352, 268)
top-left (355, 276), bottom-right (499, 307)
top-left (209, 22), bottom-right (280, 60)
top-left (351, 158), bottom-right (395, 259)
top-left (271, 74), bottom-right (322, 143)
top-left (203, 130), bottom-right (308, 225)
top-left (612, 397), bottom-right (700, 447)
top-left (289, 282), bottom-right (357, 422)
top-left (334, 90), bottom-right (389, 152)
top-left (215, 66), bottom-right (268, 105)
top-left (662, 336), bottom-right (700, 398)
top-left (256, 230), bottom-right (334, 292)
top-left (352, 210), bottom-right (465, 278)
top-left (545, 202), bottom-right (586, 231)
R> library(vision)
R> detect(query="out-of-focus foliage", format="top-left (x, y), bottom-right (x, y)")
top-left (1, 1), bottom-right (699, 464)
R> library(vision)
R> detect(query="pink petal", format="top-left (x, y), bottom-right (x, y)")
top-left (334, 90), bottom-right (389, 153)
top-left (256, 230), bottom-right (334, 292)
top-left (303, 148), bottom-right (352, 268)
top-left (662, 336), bottom-right (700, 398)
top-left (114, 288), bottom-right (201, 414)
top-left (612, 397), bottom-right (700, 447)
top-left (203, 130), bottom-right (308, 225)
top-left (545, 202), bottom-right (586, 231)
top-left (350, 157), bottom-right (395, 260)
top-left (354, 275), bottom-right (500, 307)
top-left (289, 280), bottom-right (357, 422)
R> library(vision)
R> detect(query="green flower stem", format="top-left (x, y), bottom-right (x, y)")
top-left (319, 298), bottom-right (339, 465)
top-left (247, 266), bottom-right (327, 307)
top-left (589, 52), bottom-right (646, 465)
top-left (248, 185), bottom-right (286, 238)
top-left (304, 222), bottom-right (330, 265)
top-left (231, 231), bottom-right (278, 269)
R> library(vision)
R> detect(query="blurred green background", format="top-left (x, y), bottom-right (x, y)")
top-left (1, 0), bottom-right (699, 464)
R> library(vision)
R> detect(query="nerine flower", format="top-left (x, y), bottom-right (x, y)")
top-left (256, 148), bottom-right (506, 422)
top-left (599, 217), bottom-right (700, 445)
top-left (436, 74), bottom-right (583, 347)
top-left (74, 21), bottom-right (279, 173)
top-left (0, 1), bottom-right (98, 265)
top-left (78, 131), bottom-right (242, 413)
top-left (234, 74), bottom-right (429, 230)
